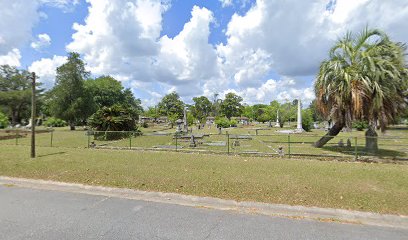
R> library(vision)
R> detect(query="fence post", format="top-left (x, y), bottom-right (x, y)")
top-left (288, 134), bottom-right (291, 158)
top-left (50, 130), bottom-right (53, 147)
top-left (129, 132), bottom-right (132, 149)
top-left (227, 131), bottom-right (230, 154)
top-left (354, 137), bottom-right (358, 161)
top-left (175, 133), bottom-right (178, 152)
top-left (15, 130), bottom-right (18, 145)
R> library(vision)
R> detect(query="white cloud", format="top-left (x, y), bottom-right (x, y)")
top-left (39, 0), bottom-right (80, 12)
top-left (0, 0), bottom-right (40, 55)
top-left (28, 55), bottom-right (67, 87)
top-left (219, 0), bottom-right (233, 8)
top-left (217, 0), bottom-right (408, 88)
top-left (31, 33), bottom-right (52, 51)
top-left (66, 0), bottom-right (166, 78)
top-left (0, 49), bottom-right (22, 67)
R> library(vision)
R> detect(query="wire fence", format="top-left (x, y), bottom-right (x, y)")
top-left (1, 129), bottom-right (407, 162)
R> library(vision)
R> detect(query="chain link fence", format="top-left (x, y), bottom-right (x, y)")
top-left (1, 129), bottom-right (407, 162)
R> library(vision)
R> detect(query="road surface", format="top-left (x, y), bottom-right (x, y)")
top-left (0, 185), bottom-right (406, 240)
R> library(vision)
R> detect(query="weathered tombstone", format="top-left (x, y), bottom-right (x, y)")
top-left (278, 146), bottom-right (284, 157)
top-left (346, 138), bottom-right (352, 148)
top-left (338, 139), bottom-right (344, 147)
top-left (176, 119), bottom-right (183, 133)
top-left (233, 140), bottom-right (240, 147)
top-left (190, 135), bottom-right (196, 147)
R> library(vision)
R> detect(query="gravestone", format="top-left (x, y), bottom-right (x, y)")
top-left (190, 135), bottom-right (196, 147)
top-left (346, 138), bottom-right (352, 148)
top-left (338, 139), bottom-right (344, 147)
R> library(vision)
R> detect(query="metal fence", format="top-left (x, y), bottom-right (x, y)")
top-left (1, 129), bottom-right (407, 162)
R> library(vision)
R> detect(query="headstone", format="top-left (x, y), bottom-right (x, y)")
top-left (346, 138), bottom-right (352, 148)
top-left (232, 140), bottom-right (240, 147)
top-left (189, 135), bottom-right (196, 147)
top-left (278, 146), bottom-right (284, 157)
top-left (176, 119), bottom-right (183, 133)
top-left (338, 139), bottom-right (344, 147)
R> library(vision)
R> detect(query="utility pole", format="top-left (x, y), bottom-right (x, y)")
top-left (31, 72), bottom-right (36, 158)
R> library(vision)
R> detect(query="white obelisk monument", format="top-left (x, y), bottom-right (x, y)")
top-left (274, 110), bottom-right (280, 127)
top-left (183, 107), bottom-right (188, 132)
top-left (296, 99), bottom-right (304, 132)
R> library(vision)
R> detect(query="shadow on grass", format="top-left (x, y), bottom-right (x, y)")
top-left (38, 152), bottom-right (66, 158)
top-left (322, 146), bottom-right (407, 159)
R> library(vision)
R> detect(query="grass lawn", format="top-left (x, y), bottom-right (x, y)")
top-left (0, 144), bottom-right (407, 215)
top-left (1, 125), bottom-right (408, 160)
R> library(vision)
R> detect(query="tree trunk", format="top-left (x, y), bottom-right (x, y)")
top-left (314, 122), bottom-right (344, 148)
top-left (365, 125), bottom-right (378, 152)
top-left (11, 109), bottom-right (18, 126)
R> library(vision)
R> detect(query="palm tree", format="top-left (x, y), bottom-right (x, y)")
top-left (314, 28), bottom-right (408, 151)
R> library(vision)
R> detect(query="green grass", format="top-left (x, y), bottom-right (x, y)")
top-left (1, 125), bottom-right (407, 160)
top-left (1, 145), bottom-right (407, 215)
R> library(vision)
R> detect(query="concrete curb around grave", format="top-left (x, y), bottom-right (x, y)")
top-left (1, 176), bottom-right (407, 230)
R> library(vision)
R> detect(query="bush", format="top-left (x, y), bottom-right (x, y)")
top-left (353, 121), bottom-right (369, 131)
top-left (141, 122), bottom-right (149, 128)
top-left (302, 109), bottom-right (313, 132)
top-left (43, 117), bottom-right (67, 127)
top-left (88, 104), bottom-right (139, 140)
top-left (229, 119), bottom-right (238, 127)
top-left (0, 111), bottom-right (9, 129)
top-left (215, 117), bottom-right (230, 128)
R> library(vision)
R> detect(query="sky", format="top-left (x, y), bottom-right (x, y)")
top-left (1, 0), bottom-right (407, 108)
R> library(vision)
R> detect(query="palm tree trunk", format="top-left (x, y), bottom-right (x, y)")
top-left (314, 122), bottom-right (344, 148)
top-left (365, 125), bottom-right (378, 152)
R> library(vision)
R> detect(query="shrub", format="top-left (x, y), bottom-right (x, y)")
top-left (0, 111), bottom-right (9, 129)
top-left (302, 109), bottom-right (313, 132)
top-left (229, 119), bottom-right (238, 127)
top-left (215, 117), bottom-right (230, 128)
top-left (43, 117), bottom-right (67, 127)
top-left (352, 121), bottom-right (369, 131)
top-left (88, 104), bottom-right (139, 140)
top-left (141, 122), bottom-right (149, 128)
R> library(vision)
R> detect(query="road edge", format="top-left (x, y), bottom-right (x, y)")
top-left (1, 176), bottom-right (407, 229)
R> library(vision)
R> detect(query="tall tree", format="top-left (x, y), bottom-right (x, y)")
top-left (314, 28), bottom-right (408, 151)
top-left (0, 65), bottom-right (42, 125)
top-left (192, 96), bottom-right (212, 123)
top-left (157, 92), bottom-right (184, 119)
top-left (220, 92), bottom-right (243, 120)
top-left (85, 76), bottom-right (143, 116)
top-left (48, 52), bottom-right (92, 130)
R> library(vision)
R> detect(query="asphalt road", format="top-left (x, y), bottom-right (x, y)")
top-left (0, 185), bottom-right (406, 240)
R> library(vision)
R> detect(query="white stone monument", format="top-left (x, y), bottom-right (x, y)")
top-left (296, 99), bottom-right (304, 132)
top-left (183, 107), bottom-right (188, 132)
top-left (274, 110), bottom-right (280, 127)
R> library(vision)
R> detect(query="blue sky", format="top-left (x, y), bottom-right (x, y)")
top-left (1, 0), bottom-right (407, 107)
